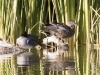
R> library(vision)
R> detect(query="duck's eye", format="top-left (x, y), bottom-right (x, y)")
top-left (59, 38), bottom-right (61, 40)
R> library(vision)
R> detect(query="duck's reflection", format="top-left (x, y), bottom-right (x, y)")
top-left (42, 48), bottom-right (75, 71)
top-left (43, 49), bottom-right (65, 60)
top-left (17, 52), bottom-right (40, 75)
top-left (17, 52), bottom-right (39, 66)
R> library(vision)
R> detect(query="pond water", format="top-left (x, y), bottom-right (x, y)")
top-left (0, 45), bottom-right (100, 75)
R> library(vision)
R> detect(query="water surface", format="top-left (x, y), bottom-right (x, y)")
top-left (0, 45), bottom-right (100, 75)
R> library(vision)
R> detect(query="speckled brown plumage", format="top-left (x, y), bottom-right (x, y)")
top-left (44, 20), bottom-right (78, 39)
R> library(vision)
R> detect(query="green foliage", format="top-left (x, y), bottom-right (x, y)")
top-left (0, 0), bottom-right (100, 45)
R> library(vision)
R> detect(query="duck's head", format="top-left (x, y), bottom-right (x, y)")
top-left (67, 20), bottom-right (79, 28)
top-left (21, 31), bottom-right (28, 37)
top-left (0, 38), bottom-right (3, 41)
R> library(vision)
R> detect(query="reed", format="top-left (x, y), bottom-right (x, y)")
top-left (0, 58), bottom-right (16, 75)
top-left (0, 1), bottom-right (100, 74)
top-left (0, 0), bottom-right (100, 45)
top-left (0, 0), bottom-right (45, 44)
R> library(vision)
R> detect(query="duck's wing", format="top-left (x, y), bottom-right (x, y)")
top-left (52, 22), bottom-right (73, 30)
top-left (27, 34), bottom-right (41, 44)
top-left (44, 23), bottom-right (58, 31)
top-left (27, 38), bottom-right (39, 47)
top-left (28, 34), bottom-right (39, 39)
top-left (54, 25), bottom-right (72, 38)
top-left (44, 24), bottom-right (57, 31)
top-left (57, 24), bottom-right (71, 32)
top-left (44, 22), bottom-right (72, 36)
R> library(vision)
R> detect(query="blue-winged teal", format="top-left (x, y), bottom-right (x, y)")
top-left (44, 20), bottom-right (78, 38)
top-left (16, 32), bottom-right (40, 49)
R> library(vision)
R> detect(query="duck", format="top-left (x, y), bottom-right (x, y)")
top-left (43, 20), bottom-right (78, 39)
top-left (16, 32), bottom-right (40, 49)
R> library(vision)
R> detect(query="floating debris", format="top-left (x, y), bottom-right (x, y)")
top-left (43, 35), bottom-right (69, 51)
top-left (0, 38), bottom-right (13, 47)
top-left (0, 38), bottom-right (25, 57)
top-left (43, 35), bottom-right (64, 45)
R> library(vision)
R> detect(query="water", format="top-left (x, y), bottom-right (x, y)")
top-left (0, 45), bottom-right (100, 75)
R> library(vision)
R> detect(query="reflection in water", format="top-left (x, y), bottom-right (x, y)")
top-left (43, 42), bottom-right (69, 60)
top-left (1, 45), bottom-right (100, 75)
top-left (42, 52), bottom-right (75, 75)
top-left (43, 49), bottom-right (66, 60)
top-left (17, 52), bottom-right (39, 66)
top-left (17, 52), bottom-right (40, 75)
top-left (43, 56), bottom-right (75, 71)
top-left (42, 47), bottom-right (76, 75)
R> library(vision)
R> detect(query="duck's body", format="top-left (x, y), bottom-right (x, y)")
top-left (44, 21), bottom-right (78, 38)
top-left (16, 32), bottom-right (40, 49)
